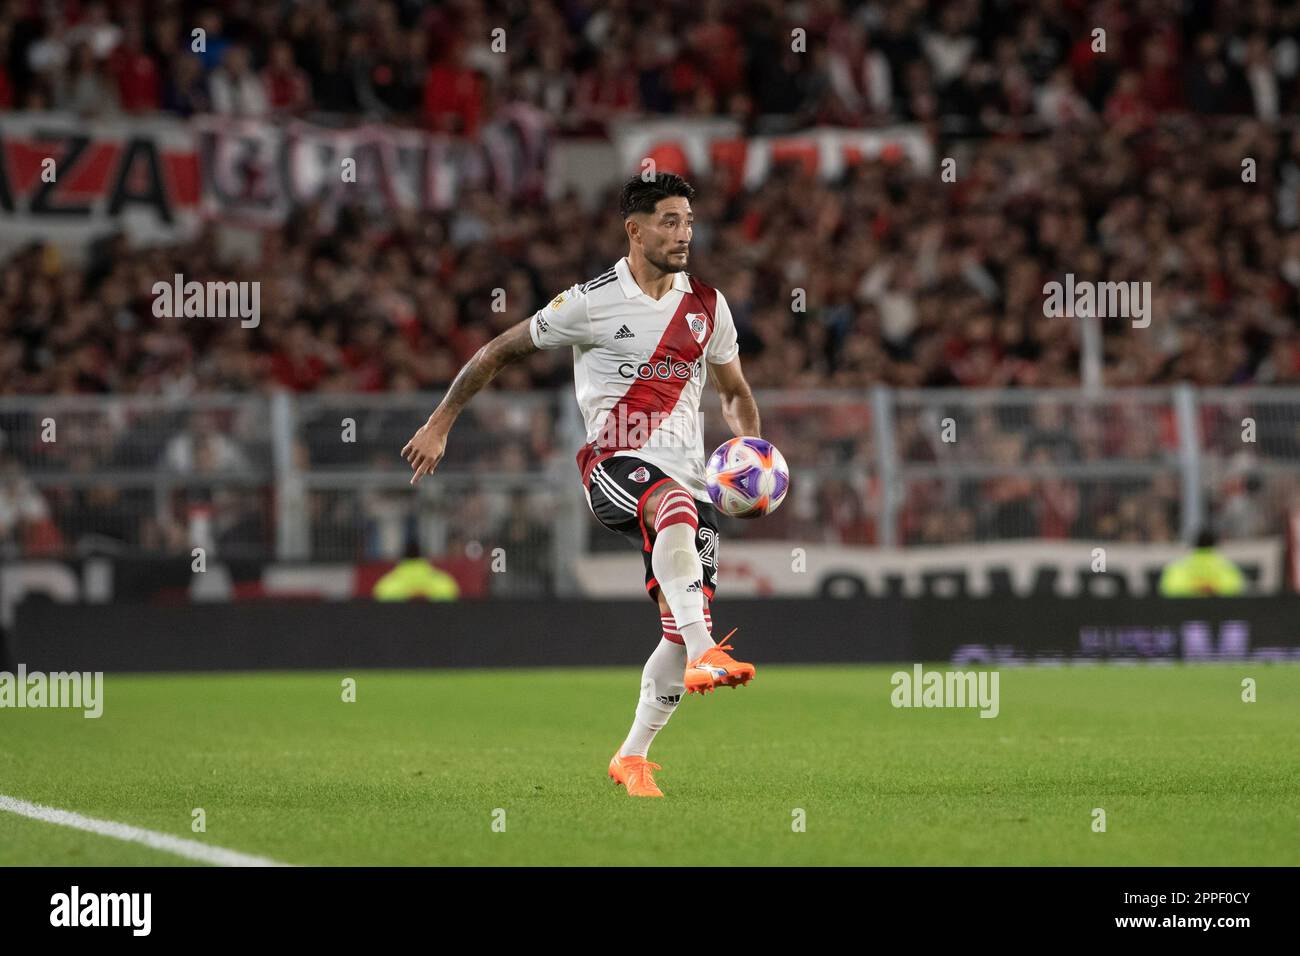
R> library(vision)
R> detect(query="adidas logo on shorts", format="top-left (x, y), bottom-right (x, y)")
top-left (614, 324), bottom-right (635, 340)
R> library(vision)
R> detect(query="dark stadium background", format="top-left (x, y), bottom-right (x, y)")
top-left (0, 0), bottom-right (1298, 662)
top-left (0, 0), bottom-right (1298, 882)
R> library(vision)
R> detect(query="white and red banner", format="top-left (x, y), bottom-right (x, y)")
top-left (611, 121), bottom-right (933, 192)
top-left (0, 111), bottom-right (201, 252)
top-left (1, 111), bottom-right (920, 254)
top-left (0, 106), bottom-right (551, 252)
top-left (195, 102), bottom-right (550, 227)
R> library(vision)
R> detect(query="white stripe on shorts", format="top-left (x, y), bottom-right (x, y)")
top-left (592, 467), bottom-right (637, 514)
top-left (593, 464), bottom-right (640, 510)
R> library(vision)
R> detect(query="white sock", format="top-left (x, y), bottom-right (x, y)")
top-left (620, 637), bottom-right (687, 757)
top-left (650, 513), bottom-right (715, 660)
top-left (659, 609), bottom-right (712, 643)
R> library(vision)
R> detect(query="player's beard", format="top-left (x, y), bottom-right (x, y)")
top-left (648, 246), bottom-right (689, 274)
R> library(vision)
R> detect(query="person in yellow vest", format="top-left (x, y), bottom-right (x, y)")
top-left (372, 540), bottom-right (460, 601)
top-left (1159, 529), bottom-right (1246, 597)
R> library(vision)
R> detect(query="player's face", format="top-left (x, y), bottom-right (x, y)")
top-left (639, 197), bottom-right (693, 273)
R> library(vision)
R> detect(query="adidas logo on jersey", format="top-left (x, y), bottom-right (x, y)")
top-left (614, 325), bottom-right (635, 340)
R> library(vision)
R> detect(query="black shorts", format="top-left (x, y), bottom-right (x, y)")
top-left (582, 455), bottom-right (720, 603)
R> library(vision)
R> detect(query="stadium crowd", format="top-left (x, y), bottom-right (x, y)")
top-left (2, 0), bottom-right (1297, 397)
top-left (2, 0), bottom-right (1300, 562)
top-left (3, 0), bottom-right (1300, 128)
top-left (4, 116), bottom-right (1300, 399)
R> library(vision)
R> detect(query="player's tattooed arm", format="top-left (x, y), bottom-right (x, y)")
top-left (709, 357), bottom-right (761, 439)
top-left (437, 319), bottom-right (539, 418)
top-left (402, 319), bottom-right (539, 484)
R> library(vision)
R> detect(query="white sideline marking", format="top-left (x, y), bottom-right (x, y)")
top-left (0, 794), bottom-right (292, 867)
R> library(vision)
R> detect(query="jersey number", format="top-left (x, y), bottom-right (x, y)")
top-left (698, 527), bottom-right (718, 570)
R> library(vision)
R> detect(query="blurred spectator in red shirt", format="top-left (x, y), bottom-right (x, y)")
top-left (263, 40), bottom-right (310, 115)
top-left (574, 49), bottom-right (639, 128)
top-left (270, 323), bottom-right (329, 392)
top-left (424, 41), bottom-right (483, 136)
top-left (109, 22), bottom-right (159, 112)
top-left (1104, 70), bottom-right (1154, 131)
top-left (0, 18), bottom-right (15, 109)
top-left (1138, 32), bottom-right (1183, 113)
top-left (686, 0), bottom-right (743, 100)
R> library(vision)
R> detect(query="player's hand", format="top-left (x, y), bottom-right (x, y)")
top-left (402, 418), bottom-right (448, 485)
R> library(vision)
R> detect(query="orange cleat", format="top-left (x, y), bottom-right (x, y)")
top-left (684, 629), bottom-right (755, 695)
top-left (608, 751), bottom-right (665, 797)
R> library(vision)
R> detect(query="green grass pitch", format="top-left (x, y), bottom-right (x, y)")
top-left (1, 664), bottom-right (1297, 866)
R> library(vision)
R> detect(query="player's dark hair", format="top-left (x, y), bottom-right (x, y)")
top-left (619, 173), bottom-right (696, 218)
top-left (1194, 528), bottom-right (1218, 549)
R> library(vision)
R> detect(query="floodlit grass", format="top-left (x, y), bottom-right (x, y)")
top-left (2, 664), bottom-right (1296, 865)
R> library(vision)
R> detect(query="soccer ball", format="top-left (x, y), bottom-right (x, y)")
top-left (705, 437), bottom-right (790, 518)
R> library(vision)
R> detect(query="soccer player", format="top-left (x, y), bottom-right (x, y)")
top-left (402, 173), bottom-right (763, 798)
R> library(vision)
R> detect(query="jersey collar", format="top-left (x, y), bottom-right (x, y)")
top-left (616, 257), bottom-right (693, 303)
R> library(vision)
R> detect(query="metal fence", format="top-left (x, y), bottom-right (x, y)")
top-left (0, 395), bottom-right (274, 561)
top-left (884, 387), bottom-right (1192, 546)
top-left (287, 392), bottom-right (577, 597)
top-left (2, 388), bottom-right (1298, 594)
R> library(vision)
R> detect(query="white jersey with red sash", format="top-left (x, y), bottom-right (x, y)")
top-left (528, 257), bottom-right (740, 501)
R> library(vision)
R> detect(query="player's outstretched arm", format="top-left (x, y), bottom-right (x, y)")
top-left (709, 356), bottom-right (761, 438)
top-left (402, 318), bottom-right (539, 485)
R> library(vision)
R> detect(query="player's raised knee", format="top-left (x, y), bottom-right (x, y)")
top-left (647, 483), bottom-right (699, 536)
